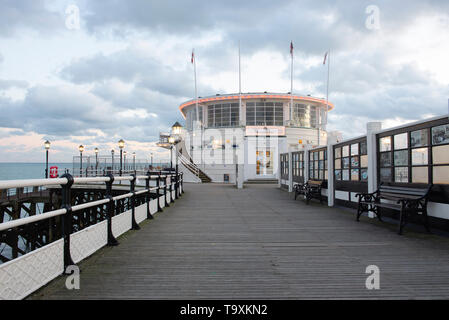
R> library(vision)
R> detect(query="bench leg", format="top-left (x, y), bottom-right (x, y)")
top-left (294, 190), bottom-right (298, 200)
top-left (356, 205), bottom-right (363, 221)
top-left (375, 207), bottom-right (383, 222)
top-left (398, 207), bottom-right (406, 235)
top-left (423, 208), bottom-right (431, 233)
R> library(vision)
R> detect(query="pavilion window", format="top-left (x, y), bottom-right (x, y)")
top-left (334, 138), bottom-right (368, 183)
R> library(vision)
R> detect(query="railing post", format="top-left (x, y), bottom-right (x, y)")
top-left (164, 171), bottom-right (169, 207)
top-left (130, 174), bottom-right (140, 230)
top-left (105, 174), bottom-right (119, 246)
top-left (175, 171), bottom-right (179, 200)
top-left (60, 173), bottom-right (76, 274)
top-left (146, 172), bottom-right (153, 220)
top-left (179, 172), bottom-right (184, 195)
top-left (157, 172), bottom-right (163, 212)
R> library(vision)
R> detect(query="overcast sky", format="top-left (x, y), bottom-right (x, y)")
top-left (0, 0), bottom-right (448, 162)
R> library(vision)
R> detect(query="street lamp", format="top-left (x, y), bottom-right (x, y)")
top-left (44, 140), bottom-right (50, 178)
top-left (79, 145), bottom-right (85, 177)
top-left (124, 151), bottom-right (127, 172)
top-left (118, 139), bottom-right (125, 176)
top-left (168, 136), bottom-right (175, 170)
top-left (172, 122), bottom-right (183, 135)
top-left (132, 152), bottom-right (136, 171)
top-left (169, 133), bottom-right (180, 199)
top-left (111, 149), bottom-right (115, 174)
top-left (94, 147), bottom-right (99, 175)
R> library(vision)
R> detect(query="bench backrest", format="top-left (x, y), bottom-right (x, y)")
top-left (307, 180), bottom-right (323, 186)
top-left (378, 185), bottom-right (432, 199)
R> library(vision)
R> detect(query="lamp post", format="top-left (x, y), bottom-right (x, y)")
top-left (168, 136), bottom-right (175, 170)
top-left (124, 151), bottom-right (127, 173)
top-left (118, 139), bottom-right (125, 176)
top-left (132, 152), bottom-right (136, 172)
top-left (111, 149), bottom-right (115, 174)
top-left (171, 122), bottom-right (183, 197)
top-left (94, 147), bottom-right (99, 176)
top-left (79, 145), bottom-right (85, 177)
top-left (44, 140), bottom-right (50, 178)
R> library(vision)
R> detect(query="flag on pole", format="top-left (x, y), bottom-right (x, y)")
top-left (290, 41), bottom-right (294, 57)
top-left (323, 51), bottom-right (328, 65)
top-left (191, 50), bottom-right (194, 64)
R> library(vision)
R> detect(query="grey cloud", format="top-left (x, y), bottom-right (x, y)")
top-left (0, 79), bottom-right (29, 89)
top-left (0, 83), bottom-right (183, 142)
top-left (60, 50), bottom-right (216, 98)
top-left (82, 0), bottom-right (449, 54)
top-left (0, 0), bottom-right (63, 36)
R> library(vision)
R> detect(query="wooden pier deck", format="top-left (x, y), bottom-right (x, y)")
top-left (31, 183), bottom-right (449, 299)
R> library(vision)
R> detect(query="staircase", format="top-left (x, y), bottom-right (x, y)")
top-left (177, 151), bottom-right (212, 183)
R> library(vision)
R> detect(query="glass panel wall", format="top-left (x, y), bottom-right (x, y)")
top-left (292, 151), bottom-right (304, 183)
top-left (377, 120), bottom-right (449, 185)
top-left (246, 102), bottom-right (283, 126)
top-left (185, 106), bottom-right (203, 131)
top-left (334, 138), bottom-right (368, 182)
top-left (207, 103), bottom-right (239, 128)
top-left (291, 104), bottom-right (321, 128)
top-left (309, 148), bottom-right (327, 180)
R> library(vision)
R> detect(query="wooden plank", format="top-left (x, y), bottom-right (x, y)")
top-left (29, 184), bottom-right (449, 300)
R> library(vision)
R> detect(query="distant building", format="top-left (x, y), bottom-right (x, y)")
top-left (159, 92), bottom-right (333, 183)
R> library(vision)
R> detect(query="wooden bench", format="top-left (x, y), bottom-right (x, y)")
top-left (305, 180), bottom-right (324, 204)
top-left (355, 184), bottom-right (433, 235)
top-left (294, 183), bottom-right (306, 200)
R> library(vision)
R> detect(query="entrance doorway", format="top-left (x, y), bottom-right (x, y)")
top-left (256, 149), bottom-right (274, 176)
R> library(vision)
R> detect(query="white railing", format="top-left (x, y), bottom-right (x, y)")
top-left (0, 171), bottom-right (184, 300)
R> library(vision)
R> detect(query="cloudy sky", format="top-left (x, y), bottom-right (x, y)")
top-left (0, 0), bottom-right (448, 162)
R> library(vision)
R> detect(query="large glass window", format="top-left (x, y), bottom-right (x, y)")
top-left (377, 121), bottom-right (449, 185)
top-left (185, 106), bottom-right (203, 131)
top-left (246, 102), bottom-right (283, 126)
top-left (292, 151), bottom-right (304, 183)
top-left (309, 148), bottom-right (327, 180)
top-left (334, 138), bottom-right (368, 182)
top-left (291, 104), bottom-right (321, 128)
top-left (207, 103), bottom-right (239, 128)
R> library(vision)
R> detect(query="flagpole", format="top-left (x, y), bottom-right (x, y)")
top-left (326, 49), bottom-right (330, 116)
top-left (193, 48), bottom-right (199, 123)
top-left (290, 42), bottom-right (294, 125)
top-left (239, 41), bottom-right (242, 126)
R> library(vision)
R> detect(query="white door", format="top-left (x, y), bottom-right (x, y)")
top-left (256, 149), bottom-right (274, 176)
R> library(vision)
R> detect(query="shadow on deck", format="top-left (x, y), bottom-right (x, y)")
top-left (30, 183), bottom-right (449, 299)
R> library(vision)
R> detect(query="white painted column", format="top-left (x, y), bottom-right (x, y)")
top-left (304, 146), bottom-right (310, 183)
top-left (327, 140), bottom-right (335, 207)
top-left (288, 151), bottom-right (293, 192)
top-left (278, 153), bottom-right (282, 188)
top-left (367, 121), bottom-right (382, 217)
top-left (237, 163), bottom-right (244, 189)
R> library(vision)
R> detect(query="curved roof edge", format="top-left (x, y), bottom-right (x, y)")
top-left (179, 92), bottom-right (334, 115)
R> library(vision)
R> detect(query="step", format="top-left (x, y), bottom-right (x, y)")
top-left (245, 179), bottom-right (278, 184)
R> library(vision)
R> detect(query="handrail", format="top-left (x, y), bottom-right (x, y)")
top-left (0, 175), bottom-right (159, 190)
top-left (0, 208), bottom-right (67, 232)
top-left (177, 151), bottom-right (200, 177)
top-left (0, 172), bottom-right (182, 232)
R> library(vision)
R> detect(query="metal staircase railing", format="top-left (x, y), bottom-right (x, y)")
top-left (177, 151), bottom-right (200, 178)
